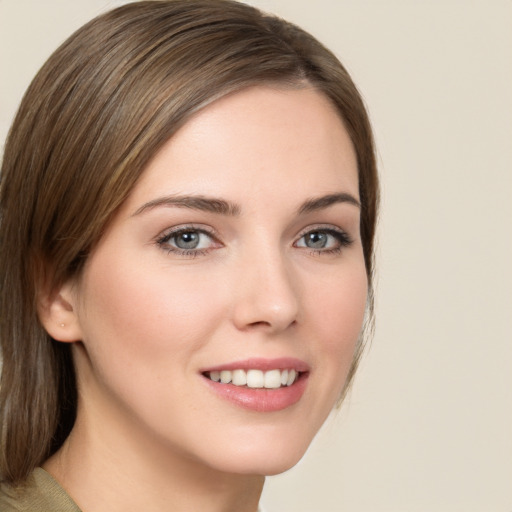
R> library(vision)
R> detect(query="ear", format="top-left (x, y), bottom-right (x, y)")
top-left (38, 280), bottom-right (83, 343)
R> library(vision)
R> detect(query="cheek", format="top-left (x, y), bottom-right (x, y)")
top-left (74, 257), bottom-right (231, 432)
top-left (305, 262), bottom-right (368, 394)
top-left (77, 256), bottom-right (226, 369)
top-left (309, 264), bottom-right (368, 345)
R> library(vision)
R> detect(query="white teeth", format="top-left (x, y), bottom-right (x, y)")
top-left (232, 369), bottom-right (247, 386)
top-left (247, 369), bottom-right (264, 388)
top-left (220, 370), bottom-right (232, 384)
top-left (264, 369), bottom-right (281, 389)
top-left (208, 368), bottom-right (300, 388)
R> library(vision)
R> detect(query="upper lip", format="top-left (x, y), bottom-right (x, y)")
top-left (201, 357), bottom-right (310, 373)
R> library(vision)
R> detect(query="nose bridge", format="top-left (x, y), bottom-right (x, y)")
top-left (232, 238), bottom-right (300, 332)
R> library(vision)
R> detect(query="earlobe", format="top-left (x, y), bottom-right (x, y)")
top-left (38, 281), bottom-right (83, 343)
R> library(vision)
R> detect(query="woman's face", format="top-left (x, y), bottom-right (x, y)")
top-left (69, 86), bottom-right (367, 475)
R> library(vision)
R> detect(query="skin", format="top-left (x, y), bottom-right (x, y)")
top-left (41, 86), bottom-right (368, 512)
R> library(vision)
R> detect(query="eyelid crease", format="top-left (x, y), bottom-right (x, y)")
top-left (156, 224), bottom-right (218, 243)
top-left (295, 223), bottom-right (352, 238)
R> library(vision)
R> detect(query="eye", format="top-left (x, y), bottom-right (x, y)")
top-left (295, 227), bottom-right (352, 254)
top-left (157, 226), bottom-right (220, 256)
top-left (172, 231), bottom-right (203, 250)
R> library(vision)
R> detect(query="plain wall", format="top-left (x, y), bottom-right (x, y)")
top-left (1, 1), bottom-right (511, 511)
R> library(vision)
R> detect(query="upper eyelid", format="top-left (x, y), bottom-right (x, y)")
top-left (295, 223), bottom-right (349, 237)
top-left (294, 224), bottom-right (354, 246)
top-left (154, 222), bottom-right (352, 246)
top-left (156, 223), bottom-right (350, 239)
top-left (157, 224), bottom-right (218, 240)
top-left (156, 226), bottom-right (221, 257)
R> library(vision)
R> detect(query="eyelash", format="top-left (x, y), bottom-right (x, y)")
top-left (156, 225), bottom-right (220, 258)
top-left (294, 226), bottom-right (353, 256)
top-left (155, 225), bottom-right (353, 258)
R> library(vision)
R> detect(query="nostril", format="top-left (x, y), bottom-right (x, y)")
top-left (247, 320), bottom-right (272, 328)
top-left (245, 318), bottom-right (298, 331)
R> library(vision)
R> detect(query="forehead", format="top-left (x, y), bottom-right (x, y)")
top-left (125, 85), bottom-right (359, 212)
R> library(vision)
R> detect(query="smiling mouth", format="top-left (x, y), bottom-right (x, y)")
top-left (204, 369), bottom-right (301, 389)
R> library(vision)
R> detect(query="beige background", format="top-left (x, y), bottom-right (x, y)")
top-left (1, 1), bottom-right (511, 511)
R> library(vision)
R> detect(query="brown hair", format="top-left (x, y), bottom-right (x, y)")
top-left (0, 0), bottom-right (378, 485)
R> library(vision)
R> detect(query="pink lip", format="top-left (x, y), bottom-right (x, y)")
top-left (201, 357), bottom-right (310, 373)
top-left (200, 358), bottom-right (310, 413)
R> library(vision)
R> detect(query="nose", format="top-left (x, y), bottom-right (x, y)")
top-left (231, 248), bottom-right (300, 333)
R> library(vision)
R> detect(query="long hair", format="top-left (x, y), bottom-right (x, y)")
top-left (0, 0), bottom-right (378, 485)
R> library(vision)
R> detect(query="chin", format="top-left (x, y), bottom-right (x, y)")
top-left (213, 451), bottom-right (306, 477)
top-left (199, 425), bottom-right (316, 477)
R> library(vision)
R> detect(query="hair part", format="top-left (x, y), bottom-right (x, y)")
top-left (0, 0), bottom-right (378, 485)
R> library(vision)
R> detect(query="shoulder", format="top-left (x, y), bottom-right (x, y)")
top-left (0, 468), bottom-right (81, 512)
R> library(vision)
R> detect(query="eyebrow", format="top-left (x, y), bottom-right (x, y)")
top-left (132, 194), bottom-right (241, 217)
top-left (132, 191), bottom-right (360, 218)
top-left (298, 193), bottom-right (361, 214)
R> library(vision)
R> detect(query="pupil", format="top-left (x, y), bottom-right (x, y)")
top-left (176, 232), bottom-right (199, 249)
top-left (306, 232), bottom-right (326, 248)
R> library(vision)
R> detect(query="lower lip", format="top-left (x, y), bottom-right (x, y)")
top-left (202, 373), bottom-right (309, 412)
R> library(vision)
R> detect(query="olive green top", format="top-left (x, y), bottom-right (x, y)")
top-left (0, 468), bottom-right (265, 511)
top-left (0, 468), bottom-right (81, 512)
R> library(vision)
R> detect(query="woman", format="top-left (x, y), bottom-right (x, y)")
top-left (0, 1), bottom-right (378, 510)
